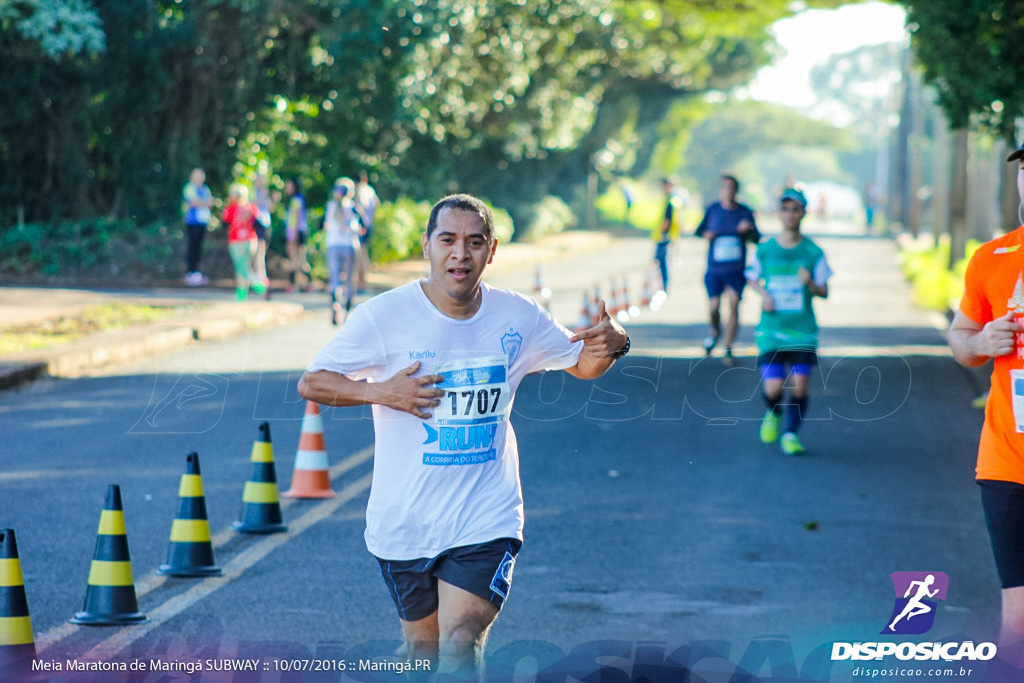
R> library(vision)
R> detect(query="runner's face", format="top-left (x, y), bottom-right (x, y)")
top-left (422, 208), bottom-right (496, 305)
top-left (1018, 161), bottom-right (1024, 205)
top-left (719, 179), bottom-right (738, 204)
top-left (780, 200), bottom-right (805, 229)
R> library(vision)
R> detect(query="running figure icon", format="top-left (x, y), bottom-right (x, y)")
top-left (888, 574), bottom-right (939, 632)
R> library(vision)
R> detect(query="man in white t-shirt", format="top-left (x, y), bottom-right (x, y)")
top-left (298, 194), bottom-right (628, 678)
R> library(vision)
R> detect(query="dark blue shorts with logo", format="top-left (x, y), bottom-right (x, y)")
top-left (376, 538), bottom-right (522, 621)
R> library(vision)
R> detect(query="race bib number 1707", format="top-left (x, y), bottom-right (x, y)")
top-left (421, 356), bottom-right (511, 466)
top-left (434, 356), bottom-right (511, 425)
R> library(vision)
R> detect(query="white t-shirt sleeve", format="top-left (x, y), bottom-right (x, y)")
top-left (305, 302), bottom-right (386, 380)
top-left (814, 254), bottom-right (833, 287)
top-left (745, 257), bottom-right (763, 281)
top-left (520, 302), bottom-right (583, 374)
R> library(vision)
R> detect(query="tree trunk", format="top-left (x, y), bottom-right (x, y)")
top-left (931, 109), bottom-right (949, 239)
top-left (949, 128), bottom-right (969, 269)
top-left (1001, 139), bottom-right (1019, 234)
top-left (888, 44), bottom-right (912, 232)
top-left (907, 72), bottom-right (925, 237)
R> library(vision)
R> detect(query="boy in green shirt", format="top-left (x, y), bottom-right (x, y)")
top-left (745, 188), bottom-right (833, 455)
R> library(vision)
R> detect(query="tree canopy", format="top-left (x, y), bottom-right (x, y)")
top-left (1, 0), bottom-right (848, 232)
top-left (681, 99), bottom-right (859, 199)
top-left (900, 0), bottom-right (1024, 137)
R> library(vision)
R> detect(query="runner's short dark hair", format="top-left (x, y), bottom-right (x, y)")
top-left (721, 175), bottom-right (740, 192)
top-left (426, 194), bottom-right (495, 241)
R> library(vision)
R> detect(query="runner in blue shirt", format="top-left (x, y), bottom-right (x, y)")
top-left (695, 175), bottom-right (760, 365)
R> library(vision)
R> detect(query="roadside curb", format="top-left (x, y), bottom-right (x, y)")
top-left (0, 300), bottom-right (306, 387)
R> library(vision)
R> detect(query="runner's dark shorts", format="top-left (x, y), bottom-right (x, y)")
top-left (757, 349), bottom-right (818, 380)
top-left (979, 480), bottom-right (1024, 588)
top-left (376, 538), bottom-right (522, 622)
top-left (704, 268), bottom-right (747, 299)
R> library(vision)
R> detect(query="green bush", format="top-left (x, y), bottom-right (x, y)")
top-left (519, 195), bottom-right (576, 242)
top-left (0, 218), bottom-right (172, 278)
top-left (897, 234), bottom-right (971, 313)
top-left (489, 205), bottom-right (515, 244)
top-left (367, 197), bottom-right (516, 264)
top-left (370, 197), bottom-right (433, 265)
top-left (596, 180), bottom-right (701, 235)
top-left (595, 182), bottom-right (632, 224)
top-left (0, 194), bottom-right (546, 282)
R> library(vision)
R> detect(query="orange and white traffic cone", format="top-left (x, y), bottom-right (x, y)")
top-left (590, 284), bottom-right (602, 326)
top-left (0, 529), bottom-right (36, 678)
top-left (576, 290), bottom-right (592, 333)
top-left (640, 268), bottom-right (653, 308)
top-left (623, 275), bottom-right (639, 319)
top-left (609, 279), bottom-right (623, 319)
top-left (284, 402), bottom-right (336, 499)
top-left (533, 265), bottom-right (552, 311)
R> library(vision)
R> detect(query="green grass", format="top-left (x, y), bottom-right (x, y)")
top-left (0, 303), bottom-right (186, 355)
top-left (897, 234), bottom-right (980, 313)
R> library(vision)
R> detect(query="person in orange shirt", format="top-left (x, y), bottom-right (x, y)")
top-left (950, 143), bottom-right (1024, 644)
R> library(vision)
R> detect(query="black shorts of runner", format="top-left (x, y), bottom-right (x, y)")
top-left (979, 480), bottom-right (1024, 588)
top-left (376, 538), bottom-right (522, 622)
top-left (254, 221), bottom-right (267, 242)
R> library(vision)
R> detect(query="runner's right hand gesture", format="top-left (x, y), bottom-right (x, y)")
top-left (376, 361), bottom-right (445, 419)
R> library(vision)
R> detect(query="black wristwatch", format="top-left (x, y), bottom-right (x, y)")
top-left (611, 335), bottom-right (630, 359)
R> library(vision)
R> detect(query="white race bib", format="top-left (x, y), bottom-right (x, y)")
top-left (767, 275), bottom-right (804, 313)
top-left (1011, 369), bottom-right (1024, 434)
top-left (712, 235), bottom-right (743, 263)
top-left (422, 356), bottom-right (511, 466)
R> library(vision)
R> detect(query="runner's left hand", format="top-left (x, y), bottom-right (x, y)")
top-left (570, 301), bottom-right (627, 358)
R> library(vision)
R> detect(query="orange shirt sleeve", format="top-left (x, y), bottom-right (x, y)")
top-left (960, 247), bottom-right (993, 325)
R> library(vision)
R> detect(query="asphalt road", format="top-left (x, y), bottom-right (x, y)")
top-left (0, 227), bottom-right (1007, 682)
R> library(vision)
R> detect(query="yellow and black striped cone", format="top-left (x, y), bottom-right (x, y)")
top-left (234, 422), bottom-right (287, 534)
top-left (0, 529), bottom-right (36, 675)
top-left (159, 452), bottom-right (222, 577)
top-left (70, 485), bottom-right (147, 625)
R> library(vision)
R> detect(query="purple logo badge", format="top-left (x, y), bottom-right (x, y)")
top-left (881, 571), bottom-right (949, 635)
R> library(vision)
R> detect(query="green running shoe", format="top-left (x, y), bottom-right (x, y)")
top-left (780, 432), bottom-right (805, 456)
top-left (759, 410), bottom-right (780, 444)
